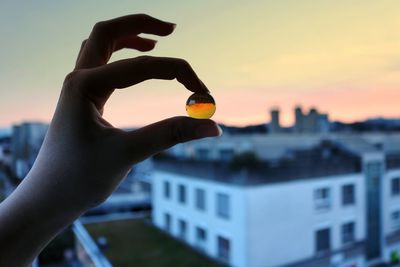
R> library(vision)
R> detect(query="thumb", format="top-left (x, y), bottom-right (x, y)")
top-left (123, 116), bottom-right (222, 162)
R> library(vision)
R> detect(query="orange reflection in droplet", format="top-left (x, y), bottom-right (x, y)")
top-left (186, 103), bottom-right (216, 119)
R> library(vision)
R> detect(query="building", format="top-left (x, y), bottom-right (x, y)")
top-left (266, 106), bottom-right (330, 135)
top-left (269, 108), bottom-right (282, 134)
top-left (152, 141), bottom-right (400, 267)
top-left (167, 133), bottom-right (323, 162)
top-left (167, 132), bottom-right (400, 164)
top-left (294, 106), bottom-right (330, 134)
top-left (0, 136), bottom-right (11, 167)
top-left (87, 160), bottom-right (152, 215)
top-left (11, 122), bottom-right (48, 178)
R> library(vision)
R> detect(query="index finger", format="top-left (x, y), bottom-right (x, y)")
top-left (88, 56), bottom-right (210, 93)
top-left (75, 14), bottom-right (176, 69)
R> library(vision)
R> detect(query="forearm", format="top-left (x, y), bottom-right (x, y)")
top-left (0, 167), bottom-right (86, 267)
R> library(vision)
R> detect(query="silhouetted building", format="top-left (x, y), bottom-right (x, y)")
top-left (11, 122), bottom-right (48, 178)
top-left (294, 106), bottom-right (330, 134)
top-left (269, 108), bottom-right (281, 134)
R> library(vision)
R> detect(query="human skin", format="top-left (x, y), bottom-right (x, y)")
top-left (0, 14), bottom-right (221, 267)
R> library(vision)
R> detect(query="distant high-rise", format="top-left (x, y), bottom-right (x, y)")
top-left (269, 108), bottom-right (281, 134)
top-left (294, 106), bottom-right (330, 134)
top-left (294, 106), bottom-right (304, 133)
top-left (11, 122), bottom-right (48, 178)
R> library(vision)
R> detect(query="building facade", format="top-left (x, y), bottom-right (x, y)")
top-left (152, 145), bottom-right (400, 267)
top-left (294, 106), bottom-right (330, 134)
top-left (11, 122), bottom-right (48, 178)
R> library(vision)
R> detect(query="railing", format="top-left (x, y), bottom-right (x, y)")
top-left (72, 220), bottom-right (113, 267)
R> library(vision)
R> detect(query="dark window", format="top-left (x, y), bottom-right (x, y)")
top-left (196, 148), bottom-right (209, 160)
top-left (392, 211), bottom-right (400, 231)
top-left (164, 181), bottom-right (170, 199)
top-left (315, 228), bottom-right (330, 253)
top-left (178, 184), bottom-right (186, 204)
top-left (314, 187), bottom-right (331, 210)
top-left (392, 178), bottom-right (400, 196)
top-left (219, 149), bottom-right (234, 161)
top-left (342, 222), bottom-right (355, 244)
top-left (178, 219), bottom-right (187, 240)
top-left (342, 184), bottom-right (355, 206)
top-left (195, 188), bottom-right (206, 211)
top-left (164, 213), bottom-right (171, 232)
top-left (196, 227), bottom-right (207, 250)
top-left (217, 236), bottom-right (230, 262)
top-left (217, 193), bottom-right (230, 219)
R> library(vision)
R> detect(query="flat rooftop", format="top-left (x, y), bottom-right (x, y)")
top-left (154, 144), bottom-right (362, 186)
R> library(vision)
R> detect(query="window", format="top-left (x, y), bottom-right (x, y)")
top-left (219, 149), bottom-right (234, 161)
top-left (217, 236), bottom-right (230, 262)
top-left (195, 188), bottom-right (206, 211)
top-left (196, 148), bottom-right (209, 160)
top-left (164, 213), bottom-right (171, 232)
top-left (392, 178), bottom-right (400, 196)
top-left (178, 219), bottom-right (187, 240)
top-left (216, 193), bottom-right (230, 219)
top-left (342, 222), bottom-right (355, 244)
top-left (178, 184), bottom-right (186, 204)
top-left (314, 187), bottom-right (331, 210)
top-left (315, 228), bottom-right (330, 253)
top-left (163, 181), bottom-right (170, 199)
top-left (391, 211), bottom-right (400, 231)
top-left (342, 184), bottom-right (355, 206)
top-left (196, 227), bottom-right (207, 250)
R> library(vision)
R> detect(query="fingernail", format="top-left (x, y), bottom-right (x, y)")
top-left (216, 124), bottom-right (223, 136)
top-left (170, 23), bottom-right (177, 30)
top-left (196, 123), bottom-right (223, 138)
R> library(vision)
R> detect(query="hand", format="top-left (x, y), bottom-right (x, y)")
top-left (0, 14), bottom-right (221, 266)
top-left (45, 13), bottom-right (221, 208)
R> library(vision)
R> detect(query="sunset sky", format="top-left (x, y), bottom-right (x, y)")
top-left (1, 1), bottom-right (400, 127)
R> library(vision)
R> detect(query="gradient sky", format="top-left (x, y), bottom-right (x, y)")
top-left (1, 0), bottom-right (400, 127)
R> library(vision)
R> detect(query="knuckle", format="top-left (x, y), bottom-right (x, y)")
top-left (135, 55), bottom-right (153, 63)
top-left (176, 58), bottom-right (191, 69)
top-left (135, 13), bottom-right (151, 20)
top-left (134, 13), bottom-right (151, 24)
top-left (63, 71), bottom-right (79, 88)
top-left (175, 59), bottom-right (194, 76)
top-left (91, 21), bottom-right (109, 38)
top-left (62, 70), bottom-right (90, 92)
top-left (81, 39), bottom-right (88, 47)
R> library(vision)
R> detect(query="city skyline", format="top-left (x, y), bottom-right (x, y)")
top-left (1, 1), bottom-right (400, 128)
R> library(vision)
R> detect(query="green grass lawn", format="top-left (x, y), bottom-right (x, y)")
top-left (86, 218), bottom-right (224, 267)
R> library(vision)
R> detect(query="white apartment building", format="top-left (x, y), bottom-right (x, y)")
top-left (152, 142), bottom-right (400, 267)
top-left (383, 162), bottom-right (400, 263)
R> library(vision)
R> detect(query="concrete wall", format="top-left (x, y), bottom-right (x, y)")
top-left (382, 168), bottom-right (400, 263)
top-left (152, 170), bottom-right (248, 267)
top-left (152, 170), bottom-right (366, 267)
top-left (246, 173), bottom-right (365, 267)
